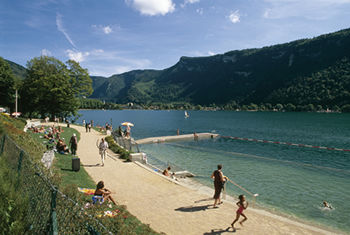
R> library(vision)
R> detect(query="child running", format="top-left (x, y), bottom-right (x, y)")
top-left (231, 194), bottom-right (248, 231)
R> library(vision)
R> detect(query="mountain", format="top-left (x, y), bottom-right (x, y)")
top-left (90, 28), bottom-right (350, 108)
top-left (6, 59), bottom-right (27, 79)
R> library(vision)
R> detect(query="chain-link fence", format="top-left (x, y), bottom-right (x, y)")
top-left (111, 131), bottom-right (140, 153)
top-left (0, 134), bottom-right (113, 234)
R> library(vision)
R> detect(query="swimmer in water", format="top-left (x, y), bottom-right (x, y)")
top-left (323, 201), bottom-right (333, 209)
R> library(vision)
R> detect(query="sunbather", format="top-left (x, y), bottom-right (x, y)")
top-left (94, 181), bottom-right (116, 205)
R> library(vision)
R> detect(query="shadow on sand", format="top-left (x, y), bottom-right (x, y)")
top-left (82, 163), bottom-right (101, 167)
top-left (203, 227), bottom-right (237, 234)
top-left (175, 204), bottom-right (213, 212)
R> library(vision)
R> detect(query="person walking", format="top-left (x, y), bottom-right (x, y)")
top-left (99, 138), bottom-right (108, 166)
top-left (69, 133), bottom-right (78, 156)
top-left (211, 164), bottom-right (227, 208)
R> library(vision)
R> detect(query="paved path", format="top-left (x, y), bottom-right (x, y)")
top-left (135, 133), bottom-right (219, 144)
top-left (71, 124), bottom-right (336, 235)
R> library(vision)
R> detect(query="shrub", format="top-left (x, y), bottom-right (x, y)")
top-left (0, 158), bottom-right (29, 234)
top-left (105, 136), bottom-right (131, 161)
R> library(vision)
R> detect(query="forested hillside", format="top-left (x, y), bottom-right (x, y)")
top-left (6, 28), bottom-right (350, 111)
top-left (89, 28), bottom-right (350, 109)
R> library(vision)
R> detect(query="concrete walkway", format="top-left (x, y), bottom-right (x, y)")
top-left (72, 124), bottom-right (336, 235)
top-left (135, 133), bottom-right (219, 145)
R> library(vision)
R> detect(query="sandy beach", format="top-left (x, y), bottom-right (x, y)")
top-left (72, 124), bottom-right (338, 235)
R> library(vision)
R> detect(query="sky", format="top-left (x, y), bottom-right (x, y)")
top-left (1, 0), bottom-right (350, 77)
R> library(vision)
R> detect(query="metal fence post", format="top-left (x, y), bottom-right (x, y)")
top-left (15, 150), bottom-right (24, 190)
top-left (17, 150), bottom-right (24, 173)
top-left (50, 189), bottom-right (58, 235)
top-left (0, 135), bottom-right (5, 155)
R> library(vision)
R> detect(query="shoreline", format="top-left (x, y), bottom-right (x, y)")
top-left (77, 108), bottom-right (343, 114)
top-left (70, 123), bottom-right (343, 234)
top-left (134, 158), bottom-right (344, 235)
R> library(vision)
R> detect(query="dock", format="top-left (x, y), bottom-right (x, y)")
top-left (135, 133), bottom-right (219, 145)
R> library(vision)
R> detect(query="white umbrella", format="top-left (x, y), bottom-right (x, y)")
top-left (11, 112), bottom-right (21, 117)
top-left (121, 122), bottom-right (134, 127)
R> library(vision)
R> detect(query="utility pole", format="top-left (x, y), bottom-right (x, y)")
top-left (15, 89), bottom-right (18, 118)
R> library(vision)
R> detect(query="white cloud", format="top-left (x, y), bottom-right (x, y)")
top-left (196, 8), bottom-right (203, 15)
top-left (92, 25), bottom-right (116, 34)
top-left (115, 66), bottom-right (132, 74)
top-left (191, 51), bottom-right (216, 57)
top-left (91, 49), bottom-right (104, 54)
top-left (229, 10), bottom-right (240, 24)
top-left (78, 49), bottom-right (152, 76)
top-left (56, 13), bottom-right (76, 48)
top-left (103, 26), bottom-right (112, 34)
top-left (66, 49), bottom-right (90, 62)
top-left (208, 51), bottom-right (215, 56)
top-left (263, 9), bottom-right (271, 18)
top-left (263, 0), bottom-right (350, 20)
top-left (181, 0), bottom-right (200, 8)
top-left (126, 0), bottom-right (175, 16)
top-left (41, 49), bottom-right (52, 56)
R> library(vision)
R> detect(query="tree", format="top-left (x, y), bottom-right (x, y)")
top-left (20, 56), bottom-right (81, 118)
top-left (285, 103), bottom-right (296, 111)
top-left (66, 60), bottom-right (93, 97)
top-left (341, 104), bottom-right (350, 113)
top-left (275, 103), bottom-right (284, 111)
top-left (0, 57), bottom-right (15, 109)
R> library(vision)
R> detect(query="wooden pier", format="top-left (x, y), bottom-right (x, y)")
top-left (135, 133), bottom-right (219, 145)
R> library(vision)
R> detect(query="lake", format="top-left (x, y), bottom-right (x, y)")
top-left (77, 110), bottom-right (350, 232)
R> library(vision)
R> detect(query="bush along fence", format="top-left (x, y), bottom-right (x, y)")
top-left (0, 134), bottom-right (113, 235)
top-left (110, 131), bottom-right (140, 153)
top-left (105, 136), bottom-right (132, 161)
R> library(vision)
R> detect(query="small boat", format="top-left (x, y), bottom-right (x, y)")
top-left (184, 111), bottom-right (189, 118)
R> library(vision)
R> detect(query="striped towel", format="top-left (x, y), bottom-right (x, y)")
top-left (78, 187), bottom-right (95, 195)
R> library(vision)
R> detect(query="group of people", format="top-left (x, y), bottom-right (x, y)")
top-left (211, 164), bottom-right (248, 231)
top-left (83, 120), bottom-right (93, 132)
top-left (117, 125), bottom-right (131, 139)
top-left (30, 124), bottom-right (78, 155)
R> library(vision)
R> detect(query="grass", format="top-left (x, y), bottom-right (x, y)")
top-left (26, 122), bottom-right (158, 234)
top-left (105, 135), bottom-right (131, 161)
top-left (28, 125), bottom-right (96, 189)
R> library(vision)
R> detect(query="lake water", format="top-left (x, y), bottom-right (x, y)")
top-left (77, 110), bottom-right (350, 232)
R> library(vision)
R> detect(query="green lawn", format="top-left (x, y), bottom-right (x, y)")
top-left (28, 125), bottom-right (95, 189)
top-left (28, 123), bottom-right (159, 234)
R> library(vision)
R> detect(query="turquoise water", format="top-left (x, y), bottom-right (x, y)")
top-left (78, 110), bottom-right (350, 232)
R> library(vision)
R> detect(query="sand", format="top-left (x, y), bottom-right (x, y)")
top-left (71, 124), bottom-right (338, 235)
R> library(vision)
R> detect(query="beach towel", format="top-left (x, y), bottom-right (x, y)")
top-left (78, 187), bottom-right (95, 195)
top-left (97, 209), bottom-right (120, 218)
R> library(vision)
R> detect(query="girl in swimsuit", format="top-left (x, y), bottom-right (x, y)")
top-left (94, 181), bottom-right (117, 205)
top-left (231, 194), bottom-right (248, 230)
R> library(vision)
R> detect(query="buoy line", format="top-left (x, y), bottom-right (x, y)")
top-left (164, 142), bottom-right (350, 175)
top-left (220, 136), bottom-right (350, 152)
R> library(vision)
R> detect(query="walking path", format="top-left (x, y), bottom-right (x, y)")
top-left (72, 124), bottom-right (337, 235)
top-left (135, 133), bottom-right (219, 144)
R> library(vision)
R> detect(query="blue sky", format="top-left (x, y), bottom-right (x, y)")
top-left (1, 0), bottom-right (350, 77)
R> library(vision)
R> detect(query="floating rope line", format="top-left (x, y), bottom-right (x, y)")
top-left (226, 177), bottom-right (259, 198)
top-left (220, 136), bottom-right (350, 152)
top-left (165, 142), bottom-right (350, 175)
